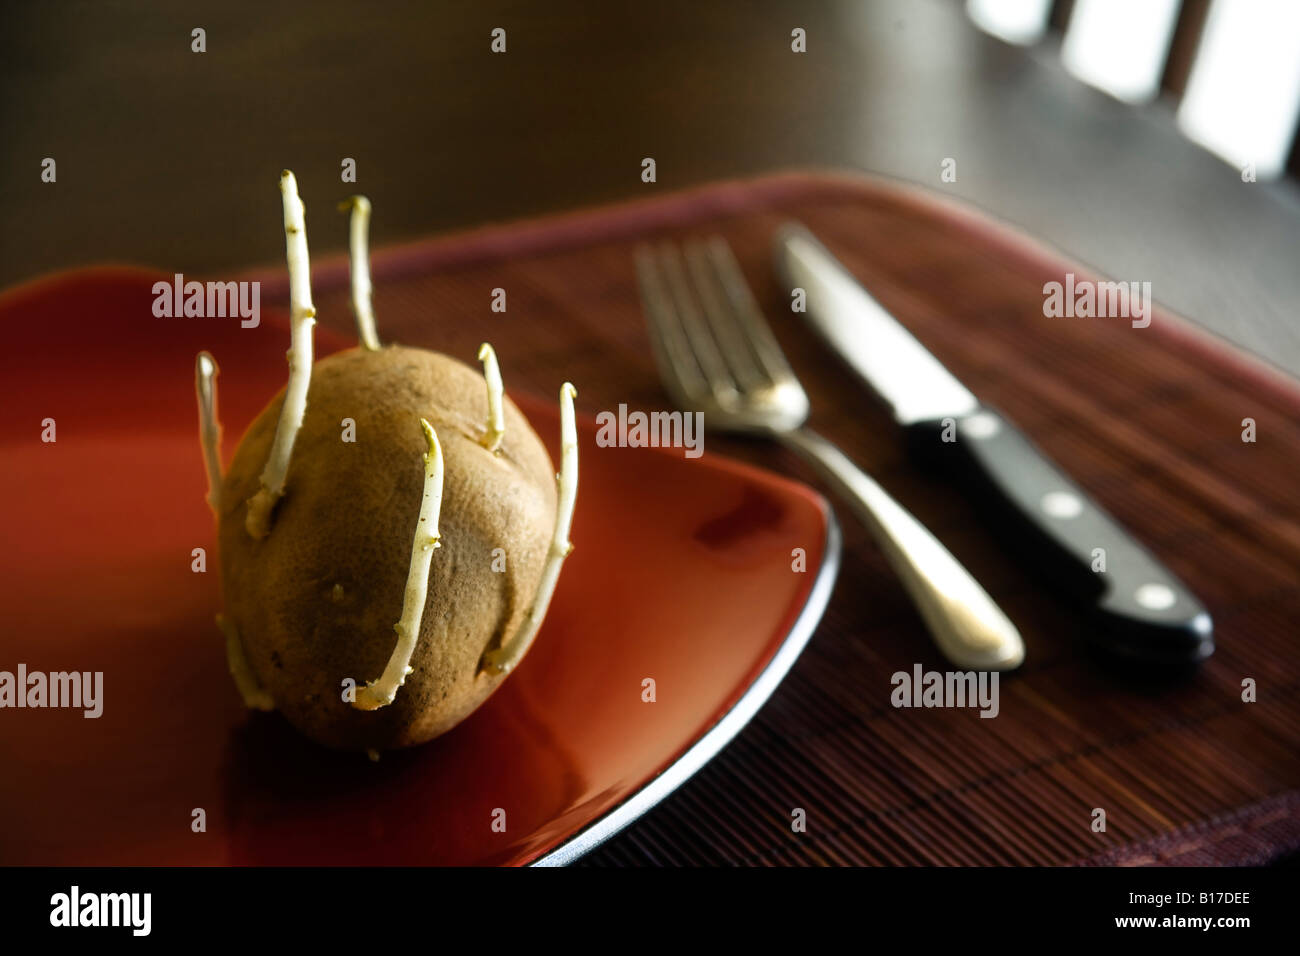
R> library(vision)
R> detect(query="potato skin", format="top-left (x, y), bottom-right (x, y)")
top-left (218, 345), bottom-right (557, 752)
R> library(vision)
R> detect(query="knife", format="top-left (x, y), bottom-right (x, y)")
top-left (774, 223), bottom-right (1213, 664)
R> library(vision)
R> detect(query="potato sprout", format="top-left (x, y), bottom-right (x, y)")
top-left (339, 195), bottom-right (381, 352)
top-left (195, 351), bottom-right (223, 515)
top-left (245, 170), bottom-right (318, 539)
top-left (481, 381), bottom-right (578, 675)
top-left (217, 614), bottom-right (274, 711)
top-left (353, 418), bottom-right (444, 711)
top-left (198, 356), bottom-right (275, 708)
top-left (477, 342), bottom-right (505, 452)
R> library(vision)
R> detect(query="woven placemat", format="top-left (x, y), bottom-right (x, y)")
top-left (260, 171), bottom-right (1300, 866)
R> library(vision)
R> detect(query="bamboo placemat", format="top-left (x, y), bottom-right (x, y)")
top-left (271, 171), bottom-right (1300, 866)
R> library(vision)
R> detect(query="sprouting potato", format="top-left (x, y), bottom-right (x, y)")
top-left (194, 171), bottom-right (578, 755)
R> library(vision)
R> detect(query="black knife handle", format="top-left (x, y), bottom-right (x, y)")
top-left (906, 407), bottom-right (1213, 663)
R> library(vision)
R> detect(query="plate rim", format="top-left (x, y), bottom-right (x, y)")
top-left (529, 510), bottom-right (842, 866)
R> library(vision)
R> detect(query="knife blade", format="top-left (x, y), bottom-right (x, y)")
top-left (774, 222), bottom-right (1213, 664)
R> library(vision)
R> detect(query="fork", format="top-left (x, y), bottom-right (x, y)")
top-left (635, 237), bottom-right (1024, 671)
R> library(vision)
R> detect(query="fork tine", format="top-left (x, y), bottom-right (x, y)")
top-left (655, 242), bottom-right (739, 405)
top-left (704, 236), bottom-right (798, 384)
top-left (634, 245), bottom-right (709, 405)
top-left (682, 238), bottom-right (767, 391)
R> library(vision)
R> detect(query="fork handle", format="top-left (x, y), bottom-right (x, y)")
top-left (780, 428), bottom-right (1024, 671)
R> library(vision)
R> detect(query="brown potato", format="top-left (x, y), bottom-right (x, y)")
top-left (217, 344), bottom-right (557, 752)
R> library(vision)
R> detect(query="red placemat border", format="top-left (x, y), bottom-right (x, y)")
top-left (1078, 790), bottom-right (1300, 867)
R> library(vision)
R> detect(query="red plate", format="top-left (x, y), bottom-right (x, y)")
top-left (0, 267), bottom-right (838, 866)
